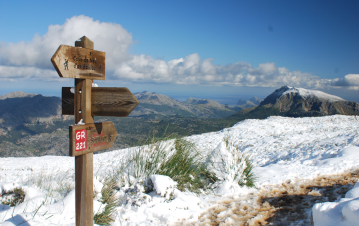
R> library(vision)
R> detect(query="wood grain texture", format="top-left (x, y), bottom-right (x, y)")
top-left (69, 122), bottom-right (118, 157)
top-left (83, 79), bottom-right (94, 124)
top-left (51, 45), bottom-right (105, 80)
top-left (91, 87), bottom-right (140, 117)
top-left (73, 37), bottom-right (94, 226)
top-left (75, 153), bottom-right (93, 226)
top-left (62, 87), bottom-right (139, 117)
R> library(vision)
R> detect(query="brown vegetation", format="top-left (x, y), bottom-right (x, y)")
top-left (176, 169), bottom-right (359, 226)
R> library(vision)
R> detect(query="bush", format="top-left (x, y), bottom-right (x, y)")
top-left (1, 187), bottom-right (25, 207)
top-left (123, 135), bottom-right (217, 193)
top-left (207, 134), bottom-right (257, 188)
top-left (158, 138), bottom-right (216, 192)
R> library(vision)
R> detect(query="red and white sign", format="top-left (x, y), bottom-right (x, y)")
top-left (75, 129), bottom-right (87, 151)
top-left (69, 122), bottom-right (118, 156)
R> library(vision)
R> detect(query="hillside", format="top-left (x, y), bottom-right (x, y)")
top-left (1, 115), bottom-right (358, 225)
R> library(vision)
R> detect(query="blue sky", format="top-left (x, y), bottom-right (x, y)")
top-left (0, 0), bottom-right (358, 105)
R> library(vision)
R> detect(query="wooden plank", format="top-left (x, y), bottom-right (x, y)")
top-left (69, 122), bottom-right (118, 157)
top-left (51, 45), bottom-right (105, 80)
top-left (62, 87), bottom-right (139, 117)
top-left (73, 37), bottom-right (94, 226)
top-left (82, 79), bottom-right (94, 124)
top-left (92, 87), bottom-right (140, 117)
top-left (75, 151), bottom-right (93, 226)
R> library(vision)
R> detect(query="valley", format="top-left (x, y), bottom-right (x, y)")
top-left (0, 86), bottom-right (358, 157)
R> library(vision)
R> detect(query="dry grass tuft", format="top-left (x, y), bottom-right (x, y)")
top-left (176, 169), bottom-right (359, 226)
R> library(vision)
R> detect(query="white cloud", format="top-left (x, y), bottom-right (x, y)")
top-left (113, 53), bottom-right (331, 89)
top-left (0, 65), bottom-right (59, 81)
top-left (331, 74), bottom-right (359, 86)
top-left (0, 15), bottom-right (355, 91)
top-left (0, 15), bottom-right (132, 71)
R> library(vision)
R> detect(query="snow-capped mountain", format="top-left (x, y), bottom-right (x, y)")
top-left (260, 86), bottom-right (359, 116)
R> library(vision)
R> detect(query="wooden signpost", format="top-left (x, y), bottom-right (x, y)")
top-left (51, 36), bottom-right (139, 226)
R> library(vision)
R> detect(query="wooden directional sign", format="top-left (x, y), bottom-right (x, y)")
top-left (69, 122), bottom-right (118, 156)
top-left (52, 36), bottom-right (140, 226)
top-left (51, 45), bottom-right (106, 80)
top-left (62, 87), bottom-right (139, 117)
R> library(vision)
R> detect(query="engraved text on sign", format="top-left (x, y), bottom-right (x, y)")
top-left (51, 45), bottom-right (106, 80)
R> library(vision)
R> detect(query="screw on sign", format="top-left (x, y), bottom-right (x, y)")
top-left (51, 36), bottom-right (139, 226)
top-left (75, 129), bottom-right (87, 151)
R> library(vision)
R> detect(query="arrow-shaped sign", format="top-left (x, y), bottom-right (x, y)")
top-left (62, 87), bottom-right (139, 117)
top-left (69, 122), bottom-right (118, 156)
top-left (51, 45), bottom-right (106, 80)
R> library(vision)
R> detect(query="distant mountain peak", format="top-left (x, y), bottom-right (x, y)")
top-left (184, 97), bottom-right (224, 108)
top-left (0, 91), bottom-right (37, 100)
top-left (134, 91), bottom-right (181, 106)
top-left (237, 96), bottom-right (262, 106)
top-left (258, 86), bottom-right (355, 116)
top-left (249, 96), bottom-right (262, 105)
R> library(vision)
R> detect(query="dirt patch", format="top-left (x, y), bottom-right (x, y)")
top-left (176, 169), bottom-right (359, 226)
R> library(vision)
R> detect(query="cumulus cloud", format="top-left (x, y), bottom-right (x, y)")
top-left (331, 74), bottom-right (359, 86)
top-left (0, 15), bottom-right (132, 71)
top-left (0, 65), bottom-right (59, 82)
top-left (113, 53), bottom-right (330, 89)
top-left (0, 15), bottom-right (353, 90)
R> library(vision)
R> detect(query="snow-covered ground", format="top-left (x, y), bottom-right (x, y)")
top-left (1, 115), bottom-right (359, 225)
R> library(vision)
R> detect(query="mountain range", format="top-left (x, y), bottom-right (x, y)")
top-left (0, 86), bottom-right (358, 157)
top-left (132, 91), bottom-right (260, 118)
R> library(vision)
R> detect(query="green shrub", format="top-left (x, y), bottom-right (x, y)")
top-left (94, 178), bottom-right (119, 226)
top-left (158, 138), bottom-right (217, 192)
top-left (124, 135), bottom-right (216, 193)
top-left (1, 187), bottom-right (25, 207)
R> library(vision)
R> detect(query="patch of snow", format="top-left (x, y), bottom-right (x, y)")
top-left (150, 175), bottom-right (177, 197)
top-left (76, 119), bottom-right (85, 125)
top-left (313, 182), bottom-right (359, 226)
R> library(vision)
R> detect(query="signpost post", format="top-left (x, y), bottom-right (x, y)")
top-left (51, 36), bottom-right (139, 226)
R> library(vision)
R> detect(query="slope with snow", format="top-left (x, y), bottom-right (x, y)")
top-left (0, 115), bottom-right (359, 225)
